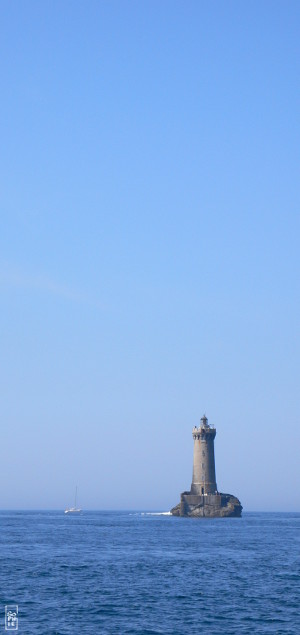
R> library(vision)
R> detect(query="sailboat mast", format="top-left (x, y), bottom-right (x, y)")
top-left (75, 486), bottom-right (77, 509)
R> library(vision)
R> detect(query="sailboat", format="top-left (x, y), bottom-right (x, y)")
top-left (65, 486), bottom-right (82, 514)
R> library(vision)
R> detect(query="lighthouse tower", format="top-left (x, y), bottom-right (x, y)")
top-left (170, 413), bottom-right (242, 517)
top-left (191, 415), bottom-right (217, 495)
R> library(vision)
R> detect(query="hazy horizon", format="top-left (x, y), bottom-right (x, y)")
top-left (1, 509), bottom-right (299, 514)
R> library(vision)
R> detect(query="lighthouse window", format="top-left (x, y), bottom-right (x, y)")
top-left (202, 463), bottom-right (205, 469)
top-left (202, 451), bottom-right (205, 457)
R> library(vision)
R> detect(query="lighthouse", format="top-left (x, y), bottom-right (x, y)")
top-left (191, 415), bottom-right (217, 496)
top-left (170, 414), bottom-right (242, 517)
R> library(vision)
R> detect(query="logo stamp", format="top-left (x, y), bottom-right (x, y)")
top-left (5, 605), bottom-right (18, 631)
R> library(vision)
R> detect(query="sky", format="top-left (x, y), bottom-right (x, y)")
top-left (0, 1), bottom-right (299, 511)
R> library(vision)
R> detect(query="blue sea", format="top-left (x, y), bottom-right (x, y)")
top-left (0, 511), bottom-right (299, 634)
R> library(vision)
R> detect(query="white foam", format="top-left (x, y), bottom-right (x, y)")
top-left (141, 511), bottom-right (171, 516)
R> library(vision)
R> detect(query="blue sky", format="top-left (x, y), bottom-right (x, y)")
top-left (1, 1), bottom-right (299, 510)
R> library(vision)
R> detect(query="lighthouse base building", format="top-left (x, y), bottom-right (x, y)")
top-left (171, 415), bottom-right (242, 518)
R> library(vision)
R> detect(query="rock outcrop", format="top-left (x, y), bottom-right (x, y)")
top-left (170, 492), bottom-right (242, 518)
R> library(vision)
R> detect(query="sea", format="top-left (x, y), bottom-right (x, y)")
top-left (0, 511), bottom-right (299, 634)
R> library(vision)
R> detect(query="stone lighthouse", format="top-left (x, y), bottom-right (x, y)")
top-left (191, 415), bottom-right (217, 496)
top-left (171, 415), bottom-right (242, 517)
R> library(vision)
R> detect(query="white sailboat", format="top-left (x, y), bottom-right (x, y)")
top-left (65, 486), bottom-right (82, 514)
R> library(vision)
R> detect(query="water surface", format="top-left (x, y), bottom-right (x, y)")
top-left (0, 511), bottom-right (299, 634)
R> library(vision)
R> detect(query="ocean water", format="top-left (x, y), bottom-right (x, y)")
top-left (0, 511), bottom-right (299, 634)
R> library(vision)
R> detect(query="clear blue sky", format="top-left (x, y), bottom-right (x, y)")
top-left (1, 1), bottom-right (299, 511)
